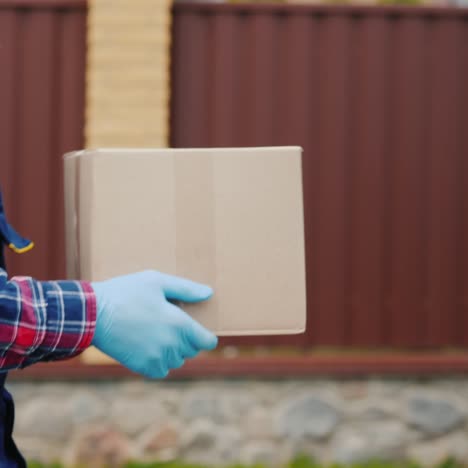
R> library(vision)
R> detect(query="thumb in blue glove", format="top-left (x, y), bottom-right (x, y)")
top-left (91, 270), bottom-right (218, 378)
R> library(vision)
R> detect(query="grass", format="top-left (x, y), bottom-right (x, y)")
top-left (27, 455), bottom-right (464, 468)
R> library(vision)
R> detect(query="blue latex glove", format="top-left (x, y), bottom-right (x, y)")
top-left (91, 271), bottom-right (218, 378)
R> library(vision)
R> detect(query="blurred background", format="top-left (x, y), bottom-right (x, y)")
top-left (1, 0), bottom-right (468, 466)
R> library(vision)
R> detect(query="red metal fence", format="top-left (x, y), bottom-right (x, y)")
top-left (0, 0), bottom-right (87, 281)
top-left (1, 0), bottom-right (468, 359)
top-left (171, 2), bottom-right (468, 349)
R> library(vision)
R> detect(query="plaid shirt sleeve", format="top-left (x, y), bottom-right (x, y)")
top-left (0, 267), bottom-right (96, 371)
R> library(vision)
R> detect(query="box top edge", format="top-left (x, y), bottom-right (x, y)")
top-left (64, 146), bottom-right (303, 156)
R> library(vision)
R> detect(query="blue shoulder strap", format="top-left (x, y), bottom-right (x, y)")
top-left (0, 190), bottom-right (34, 269)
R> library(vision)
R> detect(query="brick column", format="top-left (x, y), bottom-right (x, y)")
top-left (86, 0), bottom-right (173, 148)
top-left (83, 0), bottom-right (173, 365)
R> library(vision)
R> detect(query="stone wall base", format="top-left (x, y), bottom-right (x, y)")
top-left (8, 378), bottom-right (468, 466)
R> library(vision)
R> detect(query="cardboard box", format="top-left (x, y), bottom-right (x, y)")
top-left (64, 147), bottom-right (306, 337)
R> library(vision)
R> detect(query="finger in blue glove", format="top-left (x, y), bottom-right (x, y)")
top-left (91, 271), bottom-right (218, 378)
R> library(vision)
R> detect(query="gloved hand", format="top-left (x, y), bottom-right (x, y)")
top-left (91, 270), bottom-right (218, 378)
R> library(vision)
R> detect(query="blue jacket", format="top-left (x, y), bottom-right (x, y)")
top-left (0, 191), bottom-right (32, 467)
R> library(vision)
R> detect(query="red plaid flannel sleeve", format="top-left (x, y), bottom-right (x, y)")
top-left (0, 268), bottom-right (96, 370)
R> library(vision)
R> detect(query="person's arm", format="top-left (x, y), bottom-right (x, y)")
top-left (0, 192), bottom-right (216, 377)
top-left (0, 267), bottom-right (96, 371)
top-left (0, 267), bottom-right (217, 378)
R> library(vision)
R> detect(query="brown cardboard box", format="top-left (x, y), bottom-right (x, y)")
top-left (64, 147), bottom-right (306, 337)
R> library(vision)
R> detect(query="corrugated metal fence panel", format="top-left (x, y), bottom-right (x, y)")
top-left (0, 0), bottom-right (87, 280)
top-left (171, 3), bottom-right (468, 348)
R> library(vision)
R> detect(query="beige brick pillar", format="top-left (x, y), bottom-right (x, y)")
top-left (82, 0), bottom-right (172, 365)
top-left (86, 0), bottom-right (173, 148)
